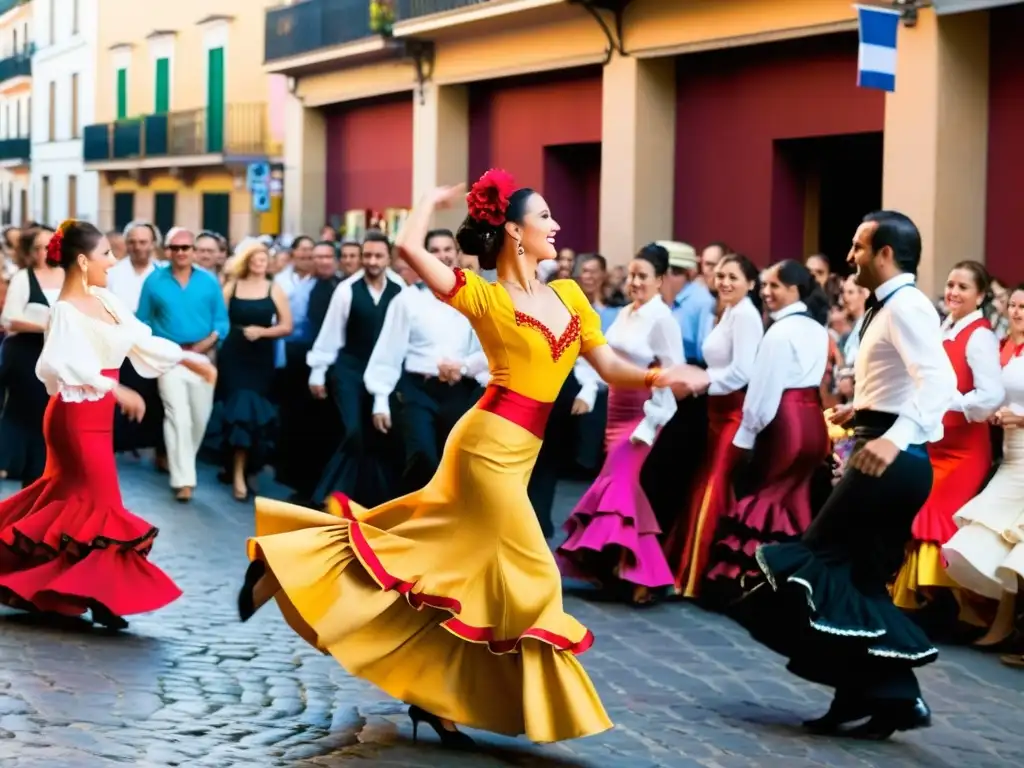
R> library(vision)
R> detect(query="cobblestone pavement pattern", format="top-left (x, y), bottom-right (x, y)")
top-left (0, 461), bottom-right (1022, 767)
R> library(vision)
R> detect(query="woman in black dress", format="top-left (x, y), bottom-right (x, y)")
top-left (205, 242), bottom-right (293, 500)
top-left (0, 227), bottom-right (63, 486)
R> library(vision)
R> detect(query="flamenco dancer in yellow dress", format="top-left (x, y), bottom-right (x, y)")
top-left (238, 170), bottom-right (692, 748)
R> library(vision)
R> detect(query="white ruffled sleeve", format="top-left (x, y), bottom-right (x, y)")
top-left (36, 303), bottom-right (118, 402)
top-left (96, 288), bottom-right (205, 378)
top-left (630, 309), bottom-right (683, 446)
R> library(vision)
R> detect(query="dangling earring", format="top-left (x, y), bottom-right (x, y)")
top-left (516, 240), bottom-right (525, 258)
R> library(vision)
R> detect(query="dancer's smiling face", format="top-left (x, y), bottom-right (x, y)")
top-left (944, 267), bottom-right (983, 322)
top-left (1008, 289), bottom-right (1024, 335)
top-left (81, 236), bottom-right (117, 289)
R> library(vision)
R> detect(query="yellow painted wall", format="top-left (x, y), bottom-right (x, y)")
top-left (99, 172), bottom-right (277, 243)
top-left (95, 0), bottom-right (280, 123)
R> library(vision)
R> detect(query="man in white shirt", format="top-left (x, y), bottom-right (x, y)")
top-left (364, 229), bottom-right (487, 494)
top-left (107, 220), bottom-right (166, 462)
top-left (736, 211), bottom-right (956, 740)
top-left (306, 232), bottom-right (405, 507)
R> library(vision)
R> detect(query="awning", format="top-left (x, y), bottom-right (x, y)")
top-left (933, 0), bottom-right (1024, 14)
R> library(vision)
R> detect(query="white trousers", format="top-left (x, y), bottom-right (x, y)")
top-left (158, 365), bottom-right (215, 489)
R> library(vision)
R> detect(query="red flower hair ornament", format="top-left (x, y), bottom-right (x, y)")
top-left (45, 228), bottom-right (65, 267)
top-left (466, 168), bottom-right (517, 227)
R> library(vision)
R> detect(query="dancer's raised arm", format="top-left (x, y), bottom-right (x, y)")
top-left (395, 184), bottom-right (467, 297)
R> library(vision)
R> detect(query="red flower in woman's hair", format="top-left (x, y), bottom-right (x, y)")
top-left (45, 228), bottom-right (64, 267)
top-left (466, 168), bottom-right (517, 226)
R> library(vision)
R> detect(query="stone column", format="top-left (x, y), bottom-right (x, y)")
top-left (599, 53), bottom-right (677, 266)
top-left (881, 7), bottom-right (990, 297)
top-left (282, 90), bottom-right (327, 236)
top-left (412, 83), bottom-right (469, 232)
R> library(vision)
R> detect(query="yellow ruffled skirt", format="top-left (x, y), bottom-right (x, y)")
top-left (245, 407), bottom-right (612, 743)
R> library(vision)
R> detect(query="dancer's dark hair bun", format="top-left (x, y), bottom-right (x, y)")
top-left (46, 219), bottom-right (104, 270)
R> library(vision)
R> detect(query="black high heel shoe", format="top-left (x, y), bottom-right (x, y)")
top-left (238, 560), bottom-right (266, 622)
top-left (408, 705), bottom-right (475, 750)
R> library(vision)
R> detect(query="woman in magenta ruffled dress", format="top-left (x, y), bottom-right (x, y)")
top-left (557, 244), bottom-right (680, 604)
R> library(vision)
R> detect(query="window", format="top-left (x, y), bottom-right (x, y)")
top-left (49, 0), bottom-right (55, 45)
top-left (67, 175), bottom-right (77, 219)
top-left (73, 0), bottom-right (80, 35)
top-left (206, 47), bottom-right (225, 153)
top-left (155, 57), bottom-right (170, 114)
top-left (116, 68), bottom-right (127, 121)
top-left (113, 192), bottom-right (135, 231)
top-left (48, 81), bottom-right (55, 141)
top-left (201, 193), bottom-right (230, 238)
top-left (41, 176), bottom-right (49, 225)
top-left (154, 192), bottom-right (176, 236)
top-left (71, 73), bottom-right (79, 138)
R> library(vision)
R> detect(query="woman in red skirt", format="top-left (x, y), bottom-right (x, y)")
top-left (0, 220), bottom-right (216, 629)
top-left (664, 253), bottom-right (763, 599)
top-left (891, 260), bottom-right (1004, 616)
top-left (703, 260), bottom-right (831, 604)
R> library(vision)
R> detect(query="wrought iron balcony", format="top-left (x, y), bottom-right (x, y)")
top-left (82, 104), bottom-right (278, 165)
top-left (0, 43), bottom-right (34, 83)
top-left (394, 0), bottom-right (491, 21)
top-left (265, 0), bottom-right (375, 62)
top-left (0, 136), bottom-right (29, 162)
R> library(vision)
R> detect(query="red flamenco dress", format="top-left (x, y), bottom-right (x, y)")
top-left (891, 311), bottom-right (1001, 611)
top-left (0, 288), bottom-right (192, 628)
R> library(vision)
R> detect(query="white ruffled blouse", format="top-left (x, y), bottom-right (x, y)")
top-left (36, 287), bottom-right (203, 402)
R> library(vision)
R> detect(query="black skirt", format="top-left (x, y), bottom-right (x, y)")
top-left (0, 333), bottom-right (48, 484)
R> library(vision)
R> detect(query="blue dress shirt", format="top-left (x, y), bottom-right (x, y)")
top-left (670, 281), bottom-right (716, 365)
top-left (136, 266), bottom-right (230, 345)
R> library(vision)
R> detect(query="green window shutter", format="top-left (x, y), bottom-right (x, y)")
top-left (116, 67), bottom-right (127, 120)
top-left (206, 47), bottom-right (225, 153)
top-left (154, 57), bottom-right (170, 114)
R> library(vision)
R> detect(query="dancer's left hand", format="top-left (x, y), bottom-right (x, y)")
top-left (655, 364), bottom-right (709, 398)
top-left (848, 438), bottom-right (899, 477)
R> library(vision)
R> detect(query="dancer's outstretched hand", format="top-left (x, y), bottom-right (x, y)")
top-left (114, 385), bottom-right (146, 423)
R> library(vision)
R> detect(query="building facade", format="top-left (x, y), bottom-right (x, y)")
top-left (268, 0), bottom-right (1024, 296)
top-left (84, 0), bottom-right (285, 242)
top-left (0, 0), bottom-right (33, 226)
top-left (30, 0), bottom-right (99, 227)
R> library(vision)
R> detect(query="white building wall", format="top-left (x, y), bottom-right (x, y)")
top-left (30, 0), bottom-right (99, 227)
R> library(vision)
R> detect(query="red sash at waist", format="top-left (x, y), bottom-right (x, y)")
top-left (101, 368), bottom-right (121, 383)
top-left (779, 387), bottom-right (821, 406)
top-left (476, 385), bottom-right (553, 439)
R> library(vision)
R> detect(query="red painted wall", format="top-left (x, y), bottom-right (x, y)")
top-left (674, 33), bottom-right (885, 263)
top-left (324, 94), bottom-right (413, 219)
top-left (469, 69), bottom-right (602, 253)
top-left (986, 5), bottom-right (1024, 283)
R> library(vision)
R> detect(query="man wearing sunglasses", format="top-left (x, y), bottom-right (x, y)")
top-left (137, 227), bottom-right (229, 502)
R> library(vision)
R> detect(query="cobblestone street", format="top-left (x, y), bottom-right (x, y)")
top-left (0, 459), bottom-right (1022, 767)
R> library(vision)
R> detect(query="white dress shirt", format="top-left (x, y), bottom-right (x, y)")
top-left (853, 273), bottom-right (958, 449)
top-left (941, 309), bottom-right (1004, 422)
top-left (364, 283), bottom-right (487, 418)
top-left (703, 295), bottom-right (764, 396)
top-left (106, 258), bottom-right (158, 315)
top-left (306, 270), bottom-right (405, 387)
top-left (734, 301), bottom-right (828, 450)
top-left (597, 295), bottom-right (683, 445)
top-left (1, 268), bottom-right (61, 332)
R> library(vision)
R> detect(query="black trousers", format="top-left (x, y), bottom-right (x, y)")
top-left (396, 373), bottom-right (477, 494)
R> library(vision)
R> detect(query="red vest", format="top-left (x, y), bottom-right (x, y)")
top-left (942, 316), bottom-right (992, 429)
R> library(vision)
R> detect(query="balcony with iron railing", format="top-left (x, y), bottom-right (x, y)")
top-left (265, 0), bottom-right (377, 62)
top-left (0, 43), bottom-right (34, 84)
top-left (0, 136), bottom-right (30, 163)
top-left (393, 0), bottom-right (492, 21)
top-left (82, 104), bottom-right (278, 166)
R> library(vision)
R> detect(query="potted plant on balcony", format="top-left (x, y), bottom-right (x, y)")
top-left (369, 0), bottom-right (395, 36)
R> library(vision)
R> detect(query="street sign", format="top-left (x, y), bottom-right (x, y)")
top-left (246, 162), bottom-right (270, 192)
top-left (251, 181), bottom-right (271, 212)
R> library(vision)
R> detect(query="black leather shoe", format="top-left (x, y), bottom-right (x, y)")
top-left (846, 697), bottom-right (932, 740)
top-left (802, 697), bottom-right (871, 734)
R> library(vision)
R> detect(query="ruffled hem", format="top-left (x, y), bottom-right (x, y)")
top-left (331, 493), bottom-right (594, 654)
top-left (890, 542), bottom-right (960, 610)
top-left (733, 542), bottom-right (938, 675)
top-left (0, 494), bottom-right (181, 617)
top-left (556, 513), bottom-right (674, 589)
top-left (204, 390), bottom-right (277, 467)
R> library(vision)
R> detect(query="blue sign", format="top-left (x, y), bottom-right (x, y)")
top-left (246, 162), bottom-right (270, 192)
top-left (856, 5), bottom-right (900, 92)
top-left (251, 181), bottom-right (271, 213)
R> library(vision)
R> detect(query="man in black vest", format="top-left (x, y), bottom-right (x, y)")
top-left (307, 231), bottom-right (404, 507)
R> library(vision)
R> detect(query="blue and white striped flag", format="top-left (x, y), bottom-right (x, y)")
top-left (856, 4), bottom-right (901, 92)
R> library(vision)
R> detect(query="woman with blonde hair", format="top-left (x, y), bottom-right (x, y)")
top-left (204, 241), bottom-right (292, 500)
